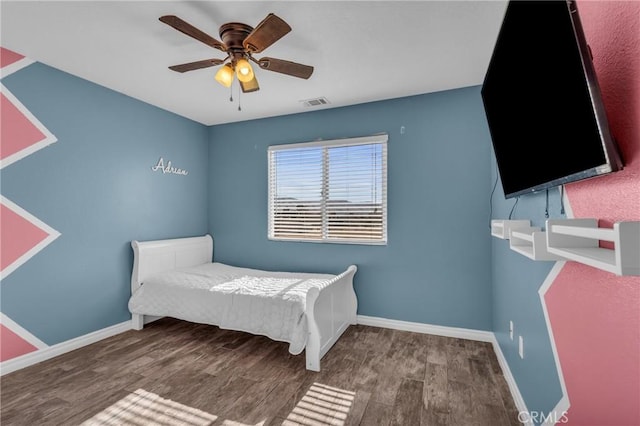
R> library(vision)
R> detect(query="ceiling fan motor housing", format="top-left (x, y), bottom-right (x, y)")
top-left (219, 22), bottom-right (254, 62)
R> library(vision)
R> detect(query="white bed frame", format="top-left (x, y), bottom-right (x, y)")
top-left (130, 234), bottom-right (358, 371)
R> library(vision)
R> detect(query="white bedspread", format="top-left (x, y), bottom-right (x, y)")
top-left (127, 262), bottom-right (336, 355)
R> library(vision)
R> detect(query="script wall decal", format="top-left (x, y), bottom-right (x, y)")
top-left (151, 157), bottom-right (188, 176)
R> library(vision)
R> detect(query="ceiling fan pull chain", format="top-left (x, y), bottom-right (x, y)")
top-left (229, 83), bottom-right (233, 102)
top-left (238, 85), bottom-right (242, 111)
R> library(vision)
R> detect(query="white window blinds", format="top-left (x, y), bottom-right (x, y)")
top-left (268, 134), bottom-right (387, 244)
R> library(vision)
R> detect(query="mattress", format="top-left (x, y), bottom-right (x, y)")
top-left (128, 262), bottom-right (336, 354)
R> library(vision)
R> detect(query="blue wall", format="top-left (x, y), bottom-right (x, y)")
top-left (1, 63), bottom-right (209, 345)
top-left (208, 87), bottom-right (494, 330)
top-left (490, 153), bottom-right (565, 420)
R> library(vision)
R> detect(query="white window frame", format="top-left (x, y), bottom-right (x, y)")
top-left (268, 134), bottom-right (388, 245)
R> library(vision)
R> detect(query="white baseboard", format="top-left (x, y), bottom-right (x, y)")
top-left (357, 315), bottom-right (494, 342)
top-left (490, 335), bottom-right (532, 425)
top-left (356, 314), bottom-right (529, 423)
top-left (0, 321), bottom-right (132, 376)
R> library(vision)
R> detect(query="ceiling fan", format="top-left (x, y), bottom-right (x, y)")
top-left (160, 13), bottom-right (314, 93)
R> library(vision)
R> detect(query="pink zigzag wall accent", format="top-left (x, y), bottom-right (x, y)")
top-left (0, 196), bottom-right (60, 280)
top-left (0, 314), bottom-right (46, 362)
top-left (541, 2), bottom-right (640, 425)
top-left (0, 47), bottom-right (59, 362)
top-left (1, 47), bottom-right (56, 169)
top-left (0, 48), bottom-right (24, 68)
top-left (0, 325), bottom-right (38, 361)
top-left (1, 202), bottom-right (49, 271)
top-left (1, 91), bottom-right (47, 162)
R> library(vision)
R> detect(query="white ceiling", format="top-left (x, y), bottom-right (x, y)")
top-left (1, 1), bottom-right (508, 126)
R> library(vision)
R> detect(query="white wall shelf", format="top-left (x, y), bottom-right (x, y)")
top-left (546, 219), bottom-right (640, 276)
top-left (509, 227), bottom-right (563, 261)
top-left (491, 220), bottom-right (531, 240)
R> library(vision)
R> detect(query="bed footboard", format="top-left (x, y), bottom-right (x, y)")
top-left (305, 264), bottom-right (358, 371)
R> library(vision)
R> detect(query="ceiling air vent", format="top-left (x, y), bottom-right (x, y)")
top-left (301, 97), bottom-right (330, 107)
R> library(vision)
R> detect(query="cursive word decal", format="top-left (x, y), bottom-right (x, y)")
top-left (151, 157), bottom-right (188, 176)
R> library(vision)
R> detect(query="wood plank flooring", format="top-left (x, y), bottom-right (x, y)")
top-left (0, 318), bottom-right (521, 425)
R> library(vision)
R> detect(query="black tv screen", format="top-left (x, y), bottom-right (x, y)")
top-left (481, 0), bottom-right (623, 199)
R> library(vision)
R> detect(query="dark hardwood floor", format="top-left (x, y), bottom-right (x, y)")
top-left (0, 318), bottom-right (521, 425)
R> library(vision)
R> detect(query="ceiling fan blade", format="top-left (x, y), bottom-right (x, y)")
top-left (243, 13), bottom-right (291, 53)
top-left (240, 75), bottom-right (260, 93)
top-left (160, 15), bottom-right (226, 52)
top-left (257, 57), bottom-right (314, 79)
top-left (168, 58), bottom-right (224, 73)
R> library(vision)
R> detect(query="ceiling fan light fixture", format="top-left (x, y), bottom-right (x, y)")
top-left (235, 58), bottom-right (254, 83)
top-left (215, 64), bottom-right (234, 87)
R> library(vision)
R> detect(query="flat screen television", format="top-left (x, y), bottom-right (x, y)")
top-left (481, 0), bottom-right (623, 199)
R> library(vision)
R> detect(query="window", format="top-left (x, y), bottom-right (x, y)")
top-left (268, 134), bottom-right (387, 244)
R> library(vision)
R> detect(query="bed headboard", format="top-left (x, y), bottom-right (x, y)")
top-left (130, 234), bottom-right (213, 294)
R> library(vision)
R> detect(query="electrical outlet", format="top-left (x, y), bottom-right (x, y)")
top-left (519, 336), bottom-right (524, 359)
top-left (509, 321), bottom-right (514, 340)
